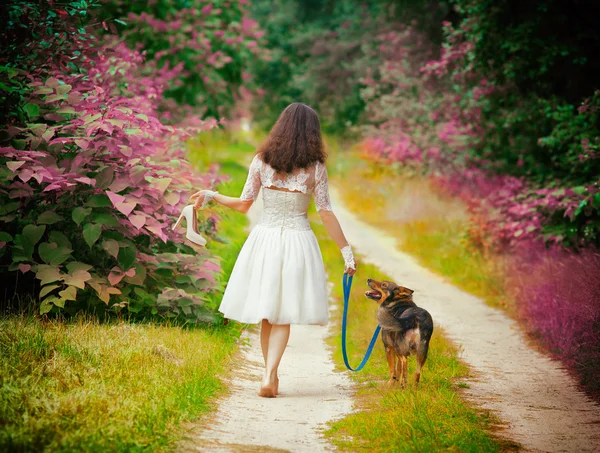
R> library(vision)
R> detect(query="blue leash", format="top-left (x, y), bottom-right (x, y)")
top-left (341, 273), bottom-right (381, 371)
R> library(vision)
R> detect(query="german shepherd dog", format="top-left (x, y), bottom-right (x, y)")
top-left (365, 279), bottom-right (434, 386)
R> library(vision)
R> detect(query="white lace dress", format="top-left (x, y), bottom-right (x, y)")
top-left (218, 154), bottom-right (332, 325)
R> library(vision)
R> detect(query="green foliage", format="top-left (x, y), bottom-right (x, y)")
top-left (451, 0), bottom-right (600, 102)
top-left (248, 0), bottom-right (390, 132)
top-left (99, 0), bottom-right (265, 119)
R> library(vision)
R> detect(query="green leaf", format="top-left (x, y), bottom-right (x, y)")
top-left (38, 211), bottom-right (64, 225)
top-left (23, 103), bottom-right (39, 119)
top-left (56, 84), bottom-right (72, 95)
top-left (72, 207), bottom-right (92, 226)
top-left (0, 232), bottom-right (12, 242)
top-left (66, 262), bottom-right (93, 273)
top-left (102, 239), bottom-right (119, 259)
top-left (90, 212), bottom-right (119, 227)
top-left (56, 106), bottom-right (75, 115)
top-left (59, 286), bottom-right (77, 301)
top-left (33, 87), bottom-right (54, 95)
top-left (117, 246), bottom-right (136, 271)
top-left (95, 166), bottom-right (114, 189)
top-left (23, 224), bottom-right (45, 246)
top-left (45, 296), bottom-right (66, 309)
top-left (49, 231), bottom-right (72, 248)
top-left (102, 230), bottom-right (124, 241)
top-left (38, 242), bottom-right (72, 265)
top-left (39, 299), bottom-right (53, 314)
top-left (0, 202), bottom-right (18, 215)
top-left (572, 186), bottom-right (586, 195)
top-left (40, 284), bottom-right (60, 299)
top-left (86, 194), bottom-right (111, 207)
top-left (83, 223), bottom-right (102, 248)
top-left (574, 200), bottom-right (587, 217)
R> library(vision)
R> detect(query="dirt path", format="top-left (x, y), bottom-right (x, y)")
top-left (329, 186), bottom-right (600, 452)
top-left (179, 195), bottom-right (354, 453)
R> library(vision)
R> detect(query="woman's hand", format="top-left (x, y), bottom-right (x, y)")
top-left (190, 190), bottom-right (206, 209)
top-left (344, 266), bottom-right (356, 276)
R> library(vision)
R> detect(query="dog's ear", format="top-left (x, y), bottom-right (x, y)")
top-left (393, 286), bottom-right (414, 299)
top-left (401, 287), bottom-right (414, 296)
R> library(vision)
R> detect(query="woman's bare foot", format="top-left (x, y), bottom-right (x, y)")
top-left (259, 370), bottom-right (278, 398)
top-left (258, 385), bottom-right (276, 398)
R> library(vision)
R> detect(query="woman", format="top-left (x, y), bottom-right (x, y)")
top-left (190, 103), bottom-right (356, 398)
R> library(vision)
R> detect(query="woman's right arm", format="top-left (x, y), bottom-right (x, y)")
top-left (192, 192), bottom-right (254, 213)
top-left (190, 154), bottom-right (260, 213)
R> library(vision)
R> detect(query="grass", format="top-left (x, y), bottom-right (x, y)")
top-left (0, 130), bottom-right (255, 452)
top-left (0, 316), bottom-right (239, 452)
top-left (331, 152), bottom-right (512, 312)
top-left (313, 219), bottom-right (505, 452)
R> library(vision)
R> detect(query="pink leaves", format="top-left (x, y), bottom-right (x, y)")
top-left (106, 191), bottom-right (137, 216)
top-left (6, 161), bottom-right (26, 172)
top-left (108, 266), bottom-right (136, 286)
top-left (129, 213), bottom-right (146, 230)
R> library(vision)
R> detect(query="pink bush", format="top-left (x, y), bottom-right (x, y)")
top-left (358, 16), bottom-right (600, 392)
top-left (511, 245), bottom-right (600, 391)
top-left (0, 2), bottom-right (265, 322)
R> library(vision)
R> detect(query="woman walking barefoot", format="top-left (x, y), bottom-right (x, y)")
top-left (190, 103), bottom-right (356, 398)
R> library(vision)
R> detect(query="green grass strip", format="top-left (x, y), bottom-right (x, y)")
top-left (0, 316), bottom-right (238, 452)
top-left (312, 219), bottom-right (503, 452)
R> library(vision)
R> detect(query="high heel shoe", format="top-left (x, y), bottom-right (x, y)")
top-left (172, 205), bottom-right (207, 246)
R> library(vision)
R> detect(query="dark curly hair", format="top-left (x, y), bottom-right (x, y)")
top-left (257, 103), bottom-right (326, 173)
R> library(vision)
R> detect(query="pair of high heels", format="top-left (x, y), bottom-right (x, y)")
top-left (172, 205), bottom-right (207, 246)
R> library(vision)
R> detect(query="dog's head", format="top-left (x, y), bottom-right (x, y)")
top-left (365, 278), bottom-right (414, 307)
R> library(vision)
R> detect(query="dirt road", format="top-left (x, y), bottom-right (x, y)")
top-left (180, 194), bottom-right (354, 453)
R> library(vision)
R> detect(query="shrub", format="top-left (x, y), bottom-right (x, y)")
top-left (100, 0), bottom-right (265, 120)
top-left (0, 1), bottom-right (264, 322)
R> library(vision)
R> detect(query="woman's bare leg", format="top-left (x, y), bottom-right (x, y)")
top-left (260, 319), bottom-right (272, 365)
top-left (259, 324), bottom-right (290, 398)
top-left (260, 320), bottom-right (279, 395)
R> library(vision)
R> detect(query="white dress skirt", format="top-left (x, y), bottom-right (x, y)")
top-left (218, 156), bottom-right (333, 326)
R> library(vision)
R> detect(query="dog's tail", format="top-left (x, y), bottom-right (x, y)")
top-left (415, 311), bottom-right (433, 385)
top-left (415, 337), bottom-right (429, 384)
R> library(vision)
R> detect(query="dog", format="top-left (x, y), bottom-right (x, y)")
top-left (365, 279), bottom-right (434, 386)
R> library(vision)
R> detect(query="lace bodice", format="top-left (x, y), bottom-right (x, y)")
top-left (240, 154), bottom-right (333, 211)
top-left (259, 188), bottom-right (312, 230)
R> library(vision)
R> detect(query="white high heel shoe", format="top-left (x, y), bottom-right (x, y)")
top-left (172, 205), bottom-right (207, 246)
